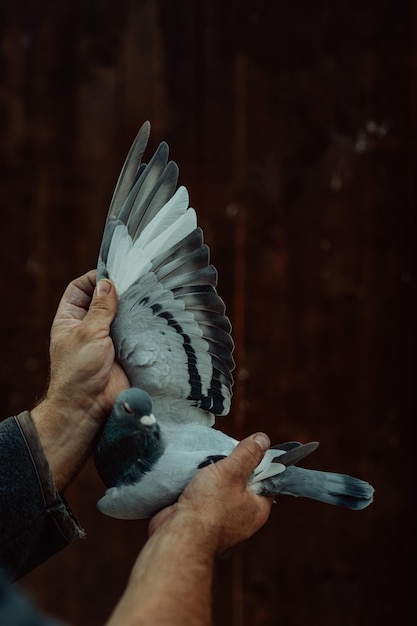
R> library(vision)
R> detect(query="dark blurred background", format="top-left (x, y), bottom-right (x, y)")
top-left (1, 1), bottom-right (416, 624)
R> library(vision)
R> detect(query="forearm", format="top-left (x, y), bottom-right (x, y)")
top-left (106, 512), bottom-right (216, 626)
top-left (105, 435), bottom-right (272, 625)
top-left (31, 398), bottom-right (99, 492)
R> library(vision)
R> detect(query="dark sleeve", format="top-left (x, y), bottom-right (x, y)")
top-left (0, 412), bottom-right (85, 581)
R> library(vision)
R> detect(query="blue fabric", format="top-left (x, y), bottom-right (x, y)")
top-left (0, 569), bottom-right (63, 626)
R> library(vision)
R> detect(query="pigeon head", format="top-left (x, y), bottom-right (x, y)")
top-left (113, 388), bottom-right (154, 422)
top-left (94, 388), bottom-right (166, 488)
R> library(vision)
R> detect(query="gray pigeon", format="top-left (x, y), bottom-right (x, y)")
top-left (94, 122), bottom-right (374, 519)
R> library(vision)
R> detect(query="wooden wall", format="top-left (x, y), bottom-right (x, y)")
top-left (1, 1), bottom-right (415, 624)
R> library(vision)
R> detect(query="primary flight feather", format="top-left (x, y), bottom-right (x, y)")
top-left (94, 122), bottom-right (374, 519)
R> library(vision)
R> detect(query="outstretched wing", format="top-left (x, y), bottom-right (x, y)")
top-left (98, 122), bottom-right (234, 425)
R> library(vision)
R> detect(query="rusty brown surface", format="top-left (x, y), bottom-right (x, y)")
top-left (0, 1), bottom-right (415, 624)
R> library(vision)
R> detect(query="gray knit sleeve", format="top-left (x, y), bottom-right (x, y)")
top-left (0, 412), bottom-right (84, 580)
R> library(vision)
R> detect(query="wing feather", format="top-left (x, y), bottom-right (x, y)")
top-left (151, 228), bottom-right (204, 272)
top-left (107, 121), bottom-right (151, 219)
top-left (99, 122), bottom-right (234, 423)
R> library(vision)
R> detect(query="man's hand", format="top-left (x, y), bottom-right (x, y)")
top-left (45, 270), bottom-right (129, 423)
top-left (107, 434), bottom-right (273, 626)
top-left (31, 270), bottom-right (129, 490)
top-left (149, 433), bottom-right (273, 555)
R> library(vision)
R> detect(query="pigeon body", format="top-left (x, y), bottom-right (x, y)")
top-left (95, 392), bottom-right (237, 518)
top-left (95, 389), bottom-right (373, 519)
top-left (94, 122), bottom-right (374, 519)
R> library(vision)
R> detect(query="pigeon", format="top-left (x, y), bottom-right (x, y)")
top-left (94, 121), bottom-right (374, 519)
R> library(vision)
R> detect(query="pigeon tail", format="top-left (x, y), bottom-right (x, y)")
top-left (255, 466), bottom-right (374, 511)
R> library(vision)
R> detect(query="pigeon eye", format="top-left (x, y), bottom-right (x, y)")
top-left (122, 402), bottom-right (134, 414)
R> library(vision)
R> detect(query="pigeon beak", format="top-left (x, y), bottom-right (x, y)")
top-left (140, 414), bottom-right (156, 427)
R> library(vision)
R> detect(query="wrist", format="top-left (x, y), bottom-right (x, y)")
top-left (155, 504), bottom-right (222, 559)
top-left (44, 371), bottom-right (109, 425)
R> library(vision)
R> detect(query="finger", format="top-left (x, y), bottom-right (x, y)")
top-left (81, 278), bottom-right (119, 332)
top-left (225, 433), bottom-right (271, 480)
top-left (55, 271), bottom-right (97, 321)
top-left (66, 270), bottom-right (97, 302)
top-left (72, 269), bottom-right (97, 294)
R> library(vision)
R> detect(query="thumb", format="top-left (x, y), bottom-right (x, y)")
top-left (226, 432), bottom-right (271, 480)
top-left (83, 278), bottom-right (118, 330)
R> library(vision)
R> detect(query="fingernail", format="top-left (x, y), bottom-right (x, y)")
top-left (97, 279), bottom-right (111, 296)
top-left (253, 432), bottom-right (270, 451)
